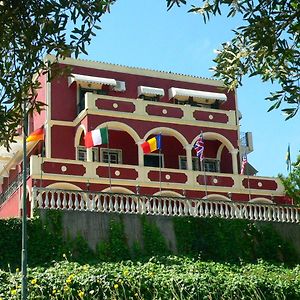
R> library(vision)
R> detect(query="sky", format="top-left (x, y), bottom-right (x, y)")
top-left (79, 0), bottom-right (299, 177)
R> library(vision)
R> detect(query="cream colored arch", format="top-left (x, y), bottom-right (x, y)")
top-left (101, 186), bottom-right (135, 194)
top-left (46, 182), bottom-right (82, 191)
top-left (192, 132), bottom-right (238, 174)
top-left (216, 144), bottom-right (225, 161)
top-left (153, 190), bottom-right (184, 198)
top-left (249, 198), bottom-right (274, 204)
top-left (143, 127), bottom-right (189, 147)
top-left (192, 132), bottom-right (235, 152)
top-left (203, 193), bottom-right (231, 201)
top-left (74, 124), bottom-right (87, 147)
top-left (99, 121), bottom-right (141, 144)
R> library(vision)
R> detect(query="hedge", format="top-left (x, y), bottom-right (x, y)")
top-left (0, 257), bottom-right (299, 300)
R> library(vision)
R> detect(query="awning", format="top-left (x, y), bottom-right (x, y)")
top-left (168, 87), bottom-right (227, 103)
top-left (0, 138), bottom-right (23, 178)
top-left (68, 73), bottom-right (117, 87)
top-left (138, 86), bottom-right (165, 97)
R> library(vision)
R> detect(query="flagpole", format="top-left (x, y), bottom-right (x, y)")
top-left (159, 148), bottom-right (162, 193)
top-left (21, 100), bottom-right (28, 300)
top-left (247, 172), bottom-right (251, 201)
top-left (39, 141), bottom-right (44, 188)
top-left (201, 159), bottom-right (208, 198)
top-left (106, 126), bottom-right (112, 192)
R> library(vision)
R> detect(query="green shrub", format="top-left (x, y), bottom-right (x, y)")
top-left (0, 257), bottom-right (299, 300)
top-left (0, 214), bottom-right (298, 270)
top-left (173, 217), bottom-right (299, 264)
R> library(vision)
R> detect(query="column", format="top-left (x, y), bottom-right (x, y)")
top-left (230, 149), bottom-right (239, 174)
top-left (86, 148), bottom-right (93, 162)
top-left (137, 142), bottom-right (144, 167)
top-left (185, 145), bottom-right (193, 171)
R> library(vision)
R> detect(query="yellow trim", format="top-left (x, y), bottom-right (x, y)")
top-left (30, 155), bottom-right (285, 196)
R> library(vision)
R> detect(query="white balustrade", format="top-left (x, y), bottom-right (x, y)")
top-left (32, 187), bottom-right (299, 224)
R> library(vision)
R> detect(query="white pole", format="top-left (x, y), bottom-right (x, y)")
top-left (159, 148), bottom-right (162, 193)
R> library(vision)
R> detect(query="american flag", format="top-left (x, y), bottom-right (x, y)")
top-left (194, 133), bottom-right (204, 161)
top-left (240, 155), bottom-right (248, 175)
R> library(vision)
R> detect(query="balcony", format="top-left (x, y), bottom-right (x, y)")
top-left (78, 93), bottom-right (237, 129)
top-left (32, 187), bottom-right (299, 224)
top-left (31, 156), bottom-right (285, 199)
top-left (0, 167), bottom-right (30, 205)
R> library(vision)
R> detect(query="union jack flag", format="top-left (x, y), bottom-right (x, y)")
top-left (240, 155), bottom-right (248, 175)
top-left (194, 133), bottom-right (204, 161)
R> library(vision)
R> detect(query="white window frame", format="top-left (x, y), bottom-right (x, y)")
top-left (77, 146), bottom-right (99, 162)
top-left (179, 156), bottom-right (200, 171)
top-left (100, 148), bottom-right (122, 164)
top-left (144, 153), bottom-right (164, 168)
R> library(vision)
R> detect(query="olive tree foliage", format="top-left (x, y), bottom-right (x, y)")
top-left (166, 0), bottom-right (300, 119)
top-left (279, 156), bottom-right (300, 206)
top-left (0, 0), bottom-right (115, 149)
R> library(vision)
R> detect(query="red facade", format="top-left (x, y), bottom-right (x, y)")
top-left (0, 56), bottom-right (292, 219)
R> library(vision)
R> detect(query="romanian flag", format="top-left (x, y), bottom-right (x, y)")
top-left (26, 127), bottom-right (44, 142)
top-left (141, 134), bottom-right (162, 154)
top-left (85, 127), bottom-right (108, 148)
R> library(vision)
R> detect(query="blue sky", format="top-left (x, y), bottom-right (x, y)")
top-left (79, 0), bottom-right (299, 177)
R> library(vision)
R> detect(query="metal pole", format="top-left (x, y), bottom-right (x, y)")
top-left (159, 148), bottom-right (162, 193)
top-left (201, 159), bottom-right (208, 198)
top-left (21, 100), bottom-right (28, 300)
top-left (247, 173), bottom-right (251, 201)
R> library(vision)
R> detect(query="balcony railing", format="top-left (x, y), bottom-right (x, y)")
top-left (30, 156), bottom-right (285, 197)
top-left (80, 93), bottom-right (237, 128)
top-left (32, 187), bottom-right (299, 223)
top-left (0, 167), bottom-right (30, 205)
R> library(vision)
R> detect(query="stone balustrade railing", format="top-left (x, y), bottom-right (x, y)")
top-left (32, 187), bottom-right (299, 223)
top-left (30, 156), bottom-right (285, 196)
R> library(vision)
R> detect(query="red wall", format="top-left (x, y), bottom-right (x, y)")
top-left (220, 148), bottom-right (233, 173)
top-left (0, 190), bottom-right (20, 219)
top-left (51, 126), bottom-right (77, 159)
top-left (50, 63), bottom-right (237, 122)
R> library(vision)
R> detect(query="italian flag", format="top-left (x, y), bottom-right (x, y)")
top-left (84, 127), bottom-right (108, 148)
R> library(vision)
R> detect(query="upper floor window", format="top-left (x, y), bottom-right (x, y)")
top-left (78, 87), bottom-right (108, 113)
top-left (77, 146), bottom-right (99, 162)
top-left (144, 153), bottom-right (164, 168)
top-left (139, 94), bottom-right (160, 102)
top-left (179, 156), bottom-right (220, 173)
top-left (203, 158), bottom-right (220, 173)
top-left (100, 148), bottom-right (122, 164)
top-left (179, 156), bottom-right (200, 171)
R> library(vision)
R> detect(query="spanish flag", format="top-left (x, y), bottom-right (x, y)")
top-left (26, 127), bottom-right (44, 142)
top-left (141, 134), bottom-right (162, 154)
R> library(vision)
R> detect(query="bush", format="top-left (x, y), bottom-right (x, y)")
top-left (0, 257), bottom-right (299, 300)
